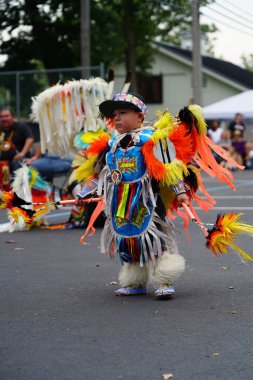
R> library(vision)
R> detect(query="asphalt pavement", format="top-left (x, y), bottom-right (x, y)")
top-left (1, 170), bottom-right (253, 380)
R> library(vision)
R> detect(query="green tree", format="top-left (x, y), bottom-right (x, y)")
top-left (0, 0), bottom-right (216, 113)
top-left (90, 0), bottom-right (216, 89)
top-left (241, 53), bottom-right (253, 72)
top-left (0, 1), bottom-right (80, 76)
top-left (0, 0), bottom-right (215, 73)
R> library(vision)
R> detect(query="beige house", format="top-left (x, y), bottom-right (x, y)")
top-left (113, 41), bottom-right (253, 121)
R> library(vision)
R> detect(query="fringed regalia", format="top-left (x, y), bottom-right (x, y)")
top-left (77, 104), bottom-right (245, 276)
top-left (98, 126), bottom-right (180, 267)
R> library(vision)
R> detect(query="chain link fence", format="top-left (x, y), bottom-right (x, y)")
top-left (0, 64), bottom-right (104, 118)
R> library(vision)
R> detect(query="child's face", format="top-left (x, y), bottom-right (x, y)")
top-left (112, 108), bottom-right (143, 134)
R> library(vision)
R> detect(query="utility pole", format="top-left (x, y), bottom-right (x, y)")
top-left (192, 0), bottom-right (202, 105)
top-left (81, 0), bottom-right (90, 79)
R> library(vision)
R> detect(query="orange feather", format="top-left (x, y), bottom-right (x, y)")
top-left (169, 122), bottom-right (196, 163)
top-left (85, 134), bottom-right (110, 156)
top-left (141, 139), bottom-right (167, 181)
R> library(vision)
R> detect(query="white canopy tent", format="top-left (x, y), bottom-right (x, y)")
top-left (203, 90), bottom-right (253, 120)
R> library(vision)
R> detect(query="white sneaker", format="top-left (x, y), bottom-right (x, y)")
top-left (155, 284), bottom-right (175, 299)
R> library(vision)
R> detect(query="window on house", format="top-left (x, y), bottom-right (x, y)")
top-left (137, 74), bottom-right (163, 104)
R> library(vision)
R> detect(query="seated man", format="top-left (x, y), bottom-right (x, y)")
top-left (0, 107), bottom-right (34, 173)
top-left (27, 144), bottom-right (72, 182)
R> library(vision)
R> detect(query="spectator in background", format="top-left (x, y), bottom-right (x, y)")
top-left (207, 119), bottom-right (229, 164)
top-left (227, 112), bottom-right (246, 139)
top-left (230, 130), bottom-right (247, 167)
top-left (220, 129), bottom-right (252, 170)
top-left (0, 107), bottom-right (34, 172)
top-left (207, 119), bottom-right (224, 145)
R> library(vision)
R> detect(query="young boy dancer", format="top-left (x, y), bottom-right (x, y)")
top-left (77, 92), bottom-right (188, 299)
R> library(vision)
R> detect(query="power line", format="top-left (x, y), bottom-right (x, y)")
top-left (214, 2), bottom-right (253, 27)
top-left (201, 12), bottom-right (253, 38)
top-left (222, 0), bottom-right (253, 19)
top-left (204, 5), bottom-right (253, 33)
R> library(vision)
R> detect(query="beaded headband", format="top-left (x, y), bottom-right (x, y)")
top-left (112, 93), bottom-right (147, 115)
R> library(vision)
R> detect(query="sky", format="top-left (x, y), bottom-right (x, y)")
top-left (201, 0), bottom-right (253, 67)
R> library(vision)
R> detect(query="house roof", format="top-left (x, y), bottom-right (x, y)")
top-left (155, 41), bottom-right (253, 89)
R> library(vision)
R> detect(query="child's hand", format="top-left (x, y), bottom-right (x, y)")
top-left (75, 196), bottom-right (82, 206)
top-left (176, 193), bottom-right (189, 207)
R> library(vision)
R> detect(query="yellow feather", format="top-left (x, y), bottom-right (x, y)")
top-left (152, 111), bottom-right (178, 145)
top-left (209, 233), bottom-right (232, 254)
top-left (161, 160), bottom-right (188, 186)
top-left (209, 212), bottom-right (253, 261)
top-left (151, 129), bottom-right (168, 144)
top-left (33, 204), bottom-right (52, 218)
top-left (80, 129), bottom-right (108, 144)
top-left (230, 243), bottom-right (253, 262)
top-left (219, 213), bottom-right (253, 236)
top-left (154, 111), bottom-right (172, 130)
top-left (68, 154), bottom-right (87, 186)
top-left (188, 104), bottom-right (207, 135)
top-left (29, 167), bottom-right (39, 188)
top-left (76, 155), bottom-right (97, 181)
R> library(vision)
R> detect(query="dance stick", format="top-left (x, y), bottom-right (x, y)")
top-left (57, 198), bottom-right (101, 205)
top-left (182, 202), bottom-right (209, 237)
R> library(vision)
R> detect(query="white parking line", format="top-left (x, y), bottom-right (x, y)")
top-left (211, 196), bottom-right (253, 199)
top-left (195, 207), bottom-right (253, 210)
top-left (206, 182), bottom-right (253, 192)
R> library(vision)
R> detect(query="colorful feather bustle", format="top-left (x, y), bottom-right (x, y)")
top-left (141, 136), bottom-right (188, 186)
top-left (75, 131), bottom-right (110, 183)
top-left (0, 191), bottom-right (32, 210)
top-left (0, 191), bottom-right (14, 209)
top-left (144, 105), bottom-right (246, 224)
top-left (8, 207), bottom-right (35, 227)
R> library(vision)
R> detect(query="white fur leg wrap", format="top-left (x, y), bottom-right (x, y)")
top-left (148, 251), bottom-right (185, 288)
top-left (119, 263), bottom-right (148, 288)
